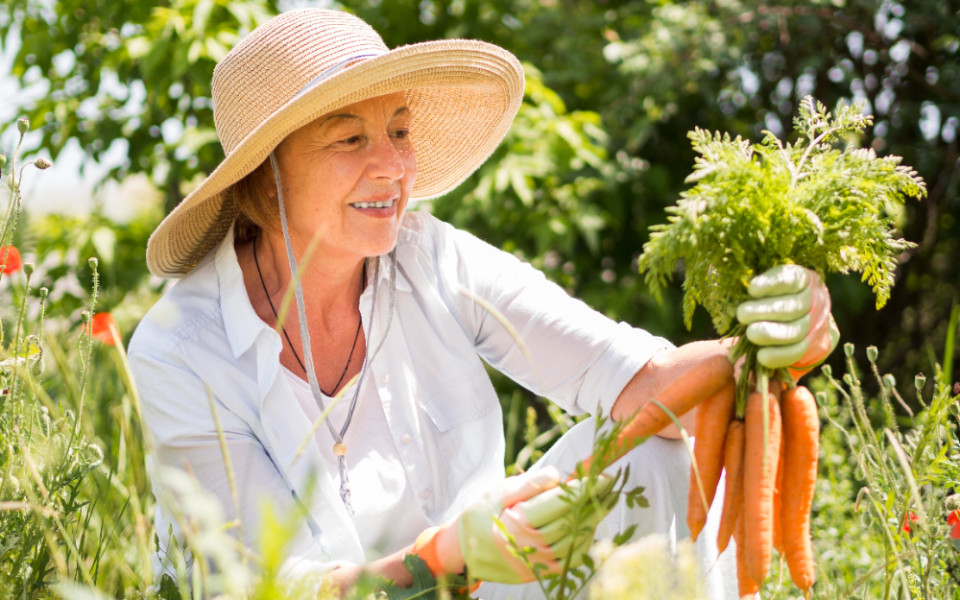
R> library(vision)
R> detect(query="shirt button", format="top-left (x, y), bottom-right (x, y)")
top-left (400, 433), bottom-right (412, 445)
top-left (382, 374), bottom-right (390, 384)
top-left (420, 489), bottom-right (431, 500)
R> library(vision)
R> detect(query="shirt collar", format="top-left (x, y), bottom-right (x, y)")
top-left (215, 224), bottom-right (413, 358)
top-left (216, 224), bottom-right (273, 359)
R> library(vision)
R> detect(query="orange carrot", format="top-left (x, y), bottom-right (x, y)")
top-left (577, 353), bottom-right (733, 475)
top-left (687, 382), bottom-right (736, 541)
top-left (735, 512), bottom-right (759, 598)
top-left (780, 384), bottom-right (820, 592)
top-left (772, 424), bottom-right (785, 555)
top-left (715, 418), bottom-right (745, 553)
top-left (743, 388), bottom-right (782, 585)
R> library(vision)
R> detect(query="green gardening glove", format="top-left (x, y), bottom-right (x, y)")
top-left (736, 264), bottom-right (841, 372)
top-left (417, 467), bottom-right (616, 584)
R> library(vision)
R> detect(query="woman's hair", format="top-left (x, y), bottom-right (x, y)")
top-left (231, 159), bottom-right (277, 244)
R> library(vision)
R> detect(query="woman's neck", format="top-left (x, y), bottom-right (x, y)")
top-left (247, 228), bottom-right (367, 325)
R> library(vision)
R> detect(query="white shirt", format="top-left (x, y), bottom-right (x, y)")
top-left (284, 368), bottom-right (430, 559)
top-left (128, 211), bottom-right (671, 577)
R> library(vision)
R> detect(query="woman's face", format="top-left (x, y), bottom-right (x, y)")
top-left (272, 93), bottom-right (416, 263)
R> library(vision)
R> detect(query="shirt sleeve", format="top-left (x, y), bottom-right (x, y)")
top-left (432, 218), bottom-right (674, 417)
top-left (128, 349), bottom-right (354, 579)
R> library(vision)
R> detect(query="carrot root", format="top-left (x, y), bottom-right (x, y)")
top-left (687, 382), bottom-right (736, 541)
top-left (715, 419), bottom-right (745, 554)
top-left (742, 388), bottom-right (782, 585)
top-left (780, 385), bottom-right (820, 592)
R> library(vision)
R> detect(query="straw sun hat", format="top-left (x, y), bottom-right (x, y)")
top-left (146, 8), bottom-right (524, 277)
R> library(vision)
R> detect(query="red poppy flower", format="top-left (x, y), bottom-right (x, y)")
top-left (90, 312), bottom-right (119, 345)
top-left (1, 245), bottom-right (21, 274)
top-left (948, 510), bottom-right (960, 539)
top-left (902, 510), bottom-right (919, 533)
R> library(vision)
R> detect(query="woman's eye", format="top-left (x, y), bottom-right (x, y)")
top-left (393, 128), bottom-right (410, 140)
top-left (341, 135), bottom-right (364, 145)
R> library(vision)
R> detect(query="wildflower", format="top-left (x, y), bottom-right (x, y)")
top-left (948, 510), bottom-right (960, 548)
top-left (1, 246), bottom-right (22, 274)
top-left (90, 312), bottom-right (119, 345)
top-left (902, 510), bottom-right (919, 533)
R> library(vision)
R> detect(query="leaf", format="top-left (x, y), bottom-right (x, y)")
top-left (380, 555), bottom-right (471, 600)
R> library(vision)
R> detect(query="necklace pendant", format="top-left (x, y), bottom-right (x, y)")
top-left (333, 442), bottom-right (347, 457)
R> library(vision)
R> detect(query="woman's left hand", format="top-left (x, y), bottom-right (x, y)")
top-left (736, 264), bottom-right (840, 376)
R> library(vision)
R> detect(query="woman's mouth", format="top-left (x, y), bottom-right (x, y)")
top-left (351, 199), bottom-right (395, 209)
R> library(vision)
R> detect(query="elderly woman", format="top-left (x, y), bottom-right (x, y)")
top-left (129, 8), bottom-right (837, 599)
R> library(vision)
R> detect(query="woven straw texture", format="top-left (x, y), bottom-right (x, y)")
top-left (146, 8), bottom-right (523, 277)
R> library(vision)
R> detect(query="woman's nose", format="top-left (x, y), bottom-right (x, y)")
top-left (367, 136), bottom-right (408, 181)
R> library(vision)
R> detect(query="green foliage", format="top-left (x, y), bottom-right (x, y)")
top-left (765, 345), bottom-right (960, 599)
top-left (379, 555), bottom-right (471, 600)
top-left (426, 64), bottom-right (610, 291)
top-left (1, 0), bottom-right (279, 210)
top-left (639, 96), bottom-right (927, 336)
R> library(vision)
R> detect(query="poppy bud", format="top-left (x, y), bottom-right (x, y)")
top-left (33, 158), bottom-right (52, 170)
top-left (17, 118), bottom-right (29, 134)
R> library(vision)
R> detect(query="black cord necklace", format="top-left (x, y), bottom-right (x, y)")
top-left (253, 235), bottom-right (363, 397)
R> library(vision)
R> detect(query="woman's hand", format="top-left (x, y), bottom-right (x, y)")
top-left (412, 467), bottom-right (616, 584)
top-left (736, 265), bottom-right (840, 377)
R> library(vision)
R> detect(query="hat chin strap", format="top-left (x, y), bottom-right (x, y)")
top-left (267, 151), bottom-right (398, 514)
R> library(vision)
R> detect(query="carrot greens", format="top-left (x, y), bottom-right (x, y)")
top-left (638, 96), bottom-right (926, 396)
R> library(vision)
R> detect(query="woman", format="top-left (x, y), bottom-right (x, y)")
top-left (129, 8), bottom-right (838, 598)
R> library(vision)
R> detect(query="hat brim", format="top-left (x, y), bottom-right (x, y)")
top-left (146, 39), bottom-right (523, 277)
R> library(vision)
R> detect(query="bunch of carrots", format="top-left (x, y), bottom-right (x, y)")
top-left (686, 375), bottom-right (820, 598)
top-left (575, 354), bottom-right (820, 598)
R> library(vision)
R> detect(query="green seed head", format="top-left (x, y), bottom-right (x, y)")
top-left (882, 373), bottom-right (896, 388)
top-left (844, 343), bottom-right (855, 358)
top-left (17, 118), bottom-right (29, 134)
top-left (946, 494), bottom-right (960, 511)
top-left (80, 310), bottom-right (90, 324)
top-left (22, 262), bottom-right (34, 276)
top-left (914, 373), bottom-right (926, 392)
top-left (866, 346), bottom-right (878, 362)
top-left (821, 364), bottom-right (833, 378)
top-left (88, 257), bottom-right (98, 269)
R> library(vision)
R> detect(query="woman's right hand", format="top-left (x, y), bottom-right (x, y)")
top-left (413, 467), bottom-right (616, 584)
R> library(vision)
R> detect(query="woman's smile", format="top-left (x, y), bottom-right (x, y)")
top-left (349, 197), bottom-right (399, 216)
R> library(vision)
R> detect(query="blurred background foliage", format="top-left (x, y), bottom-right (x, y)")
top-left (2, 1), bottom-right (959, 597)
top-left (2, 0), bottom-right (958, 408)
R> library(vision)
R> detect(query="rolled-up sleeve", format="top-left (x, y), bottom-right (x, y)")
top-left (433, 220), bottom-right (673, 417)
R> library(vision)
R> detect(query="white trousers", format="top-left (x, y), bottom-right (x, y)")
top-left (476, 417), bottom-right (741, 600)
